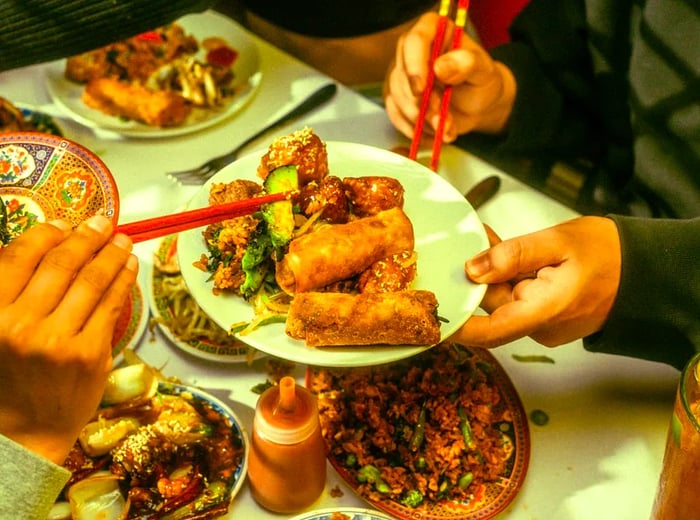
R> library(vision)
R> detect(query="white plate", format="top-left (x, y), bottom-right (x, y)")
top-left (44, 11), bottom-right (262, 137)
top-left (178, 142), bottom-right (488, 367)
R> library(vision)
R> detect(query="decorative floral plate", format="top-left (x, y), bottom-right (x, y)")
top-left (148, 234), bottom-right (257, 363)
top-left (0, 132), bottom-right (119, 244)
top-left (306, 343), bottom-right (530, 520)
top-left (290, 507), bottom-right (396, 520)
top-left (111, 281), bottom-right (149, 365)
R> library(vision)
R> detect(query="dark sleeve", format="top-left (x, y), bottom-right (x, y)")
top-left (487, 0), bottom-right (599, 157)
top-left (0, 0), bottom-right (216, 72)
top-left (583, 216), bottom-right (700, 369)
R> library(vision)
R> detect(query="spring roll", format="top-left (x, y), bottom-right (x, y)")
top-left (285, 290), bottom-right (441, 347)
top-left (276, 207), bottom-right (414, 294)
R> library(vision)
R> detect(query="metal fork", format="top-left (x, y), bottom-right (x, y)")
top-left (168, 83), bottom-right (338, 184)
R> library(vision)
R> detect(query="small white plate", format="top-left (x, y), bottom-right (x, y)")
top-left (111, 281), bottom-right (149, 365)
top-left (44, 10), bottom-right (262, 137)
top-left (290, 507), bottom-right (395, 520)
top-left (177, 142), bottom-right (488, 367)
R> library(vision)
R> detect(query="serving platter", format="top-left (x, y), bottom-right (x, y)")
top-left (111, 281), bottom-right (149, 365)
top-left (0, 132), bottom-right (119, 241)
top-left (44, 10), bottom-right (262, 137)
top-left (148, 234), bottom-right (258, 363)
top-left (307, 343), bottom-right (530, 520)
top-left (177, 141), bottom-right (489, 367)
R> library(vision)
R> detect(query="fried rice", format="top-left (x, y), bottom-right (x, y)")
top-left (308, 342), bottom-right (514, 510)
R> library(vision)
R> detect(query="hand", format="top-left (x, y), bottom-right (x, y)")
top-left (383, 12), bottom-right (517, 143)
top-left (0, 216), bottom-right (138, 464)
top-left (452, 217), bottom-right (621, 348)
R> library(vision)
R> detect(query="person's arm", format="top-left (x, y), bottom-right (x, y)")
top-left (455, 216), bottom-right (700, 369)
top-left (0, 435), bottom-right (70, 520)
top-left (0, 0), bottom-right (216, 72)
top-left (583, 216), bottom-right (700, 369)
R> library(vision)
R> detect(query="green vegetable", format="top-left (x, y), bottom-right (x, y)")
top-left (345, 453), bottom-right (358, 467)
top-left (458, 472), bottom-right (474, 489)
top-left (529, 409), bottom-right (550, 426)
top-left (401, 489), bottom-right (424, 507)
top-left (410, 401), bottom-right (427, 451)
top-left (261, 165), bottom-right (298, 252)
top-left (414, 456), bottom-right (427, 471)
top-left (512, 353), bottom-right (556, 364)
top-left (0, 195), bottom-right (10, 246)
top-left (356, 464), bottom-right (390, 494)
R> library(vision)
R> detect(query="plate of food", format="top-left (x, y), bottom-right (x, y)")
top-left (148, 233), bottom-right (258, 363)
top-left (0, 132), bottom-right (119, 246)
top-left (177, 128), bottom-right (489, 367)
top-left (55, 364), bottom-right (248, 519)
top-left (44, 10), bottom-right (262, 137)
top-left (111, 281), bottom-right (149, 365)
top-left (0, 97), bottom-right (63, 136)
top-left (306, 342), bottom-right (530, 520)
top-left (290, 507), bottom-right (396, 520)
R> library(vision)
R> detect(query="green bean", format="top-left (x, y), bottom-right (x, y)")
top-left (410, 402), bottom-right (427, 451)
top-left (458, 472), bottom-right (474, 489)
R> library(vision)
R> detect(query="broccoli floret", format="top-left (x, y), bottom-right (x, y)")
top-left (356, 464), bottom-right (390, 494)
top-left (401, 489), bottom-right (424, 508)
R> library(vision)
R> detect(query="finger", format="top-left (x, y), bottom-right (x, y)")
top-left (0, 221), bottom-right (70, 305)
top-left (452, 297), bottom-right (553, 348)
top-left (50, 236), bottom-right (135, 333)
top-left (401, 12), bottom-right (442, 95)
top-left (80, 255), bottom-right (139, 360)
top-left (15, 216), bottom-right (115, 316)
top-left (465, 228), bottom-right (567, 284)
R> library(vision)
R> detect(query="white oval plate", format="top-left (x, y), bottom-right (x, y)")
top-left (177, 142), bottom-right (488, 367)
top-left (44, 10), bottom-right (262, 137)
top-left (290, 507), bottom-right (396, 520)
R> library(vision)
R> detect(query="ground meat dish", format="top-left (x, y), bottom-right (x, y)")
top-left (308, 342), bottom-right (515, 512)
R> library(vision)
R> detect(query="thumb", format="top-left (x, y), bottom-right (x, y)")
top-left (465, 229), bottom-right (565, 284)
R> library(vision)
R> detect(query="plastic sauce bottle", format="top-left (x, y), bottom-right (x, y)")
top-left (247, 376), bottom-right (327, 513)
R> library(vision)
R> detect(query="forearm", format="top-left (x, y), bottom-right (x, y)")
top-left (584, 216), bottom-right (700, 369)
top-left (0, 0), bottom-right (216, 72)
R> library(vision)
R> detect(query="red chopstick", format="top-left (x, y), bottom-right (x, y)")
top-left (409, 0), bottom-right (470, 172)
top-left (115, 190), bottom-right (295, 243)
top-left (408, 0), bottom-right (452, 163)
top-left (430, 0), bottom-right (470, 171)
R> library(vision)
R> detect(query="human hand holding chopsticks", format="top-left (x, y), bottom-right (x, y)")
top-left (383, 9), bottom-right (517, 159)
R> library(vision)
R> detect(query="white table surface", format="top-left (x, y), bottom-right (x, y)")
top-left (0, 14), bottom-right (680, 520)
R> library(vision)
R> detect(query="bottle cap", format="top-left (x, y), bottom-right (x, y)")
top-left (254, 376), bottom-right (319, 444)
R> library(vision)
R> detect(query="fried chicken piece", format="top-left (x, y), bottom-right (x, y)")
top-left (298, 175), bottom-right (350, 223)
top-left (357, 250), bottom-right (417, 293)
top-left (82, 77), bottom-right (192, 127)
top-left (257, 127), bottom-right (329, 185)
top-left (0, 97), bottom-right (26, 132)
top-left (208, 179), bottom-right (262, 206)
top-left (343, 176), bottom-right (405, 217)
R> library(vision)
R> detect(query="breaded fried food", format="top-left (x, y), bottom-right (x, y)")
top-left (257, 127), bottom-right (329, 185)
top-left (82, 78), bottom-right (191, 127)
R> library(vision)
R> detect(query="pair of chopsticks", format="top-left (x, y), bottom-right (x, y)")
top-left (408, 0), bottom-right (471, 171)
top-left (114, 190), bottom-right (295, 243)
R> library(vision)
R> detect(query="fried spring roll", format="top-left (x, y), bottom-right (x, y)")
top-left (285, 290), bottom-right (441, 347)
top-left (82, 77), bottom-right (191, 127)
top-left (275, 207), bottom-right (414, 294)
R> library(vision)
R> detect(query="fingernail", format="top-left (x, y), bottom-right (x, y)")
top-left (466, 252), bottom-right (491, 278)
top-left (125, 254), bottom-right (139, 273)
top-left (47, 219), bottom-right (71, 231)
top-left (111, 233), bottom-right (133, 251)
top-left (85, 215), bottom-right (111, 234)
top-left (409, 75), bottom-right (423, 95)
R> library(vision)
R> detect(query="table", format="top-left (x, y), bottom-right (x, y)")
top-left (0, 14), bottom-right (680, 520)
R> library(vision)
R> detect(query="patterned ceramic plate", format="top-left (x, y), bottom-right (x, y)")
top-left (148, 234), bottom-right (257, 363)
top-left (0, 132), bottom-right (119, 244)
top-left (111, 281), bottom-right (149, 365)
top-left (290, 507), bottom-right (395, 520)
top-left (306, 343), bottom-right (530, 520)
